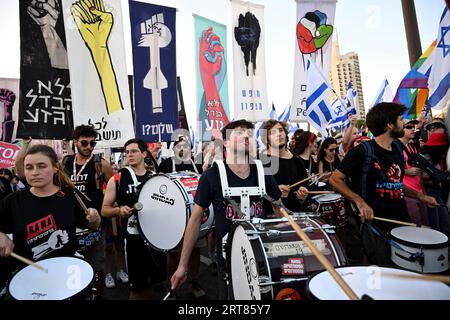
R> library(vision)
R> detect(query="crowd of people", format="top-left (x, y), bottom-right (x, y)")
top-left (0, 102), bottom-right (450, 300)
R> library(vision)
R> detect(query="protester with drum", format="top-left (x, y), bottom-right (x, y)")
top-left (0, 145), bottom-right (101, 298)
top-left (158, 135), bottom-right (207, 299)
top-left (170, 120), bottom-right (282, 299)
top-left (102, 138), bottom-right (166, 300)
top-left (330, 102), bottom-right (438, 265)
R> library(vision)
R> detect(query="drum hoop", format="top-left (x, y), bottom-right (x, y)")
top-left (390, 232), bottom-right (449, 250)
top-left (226, 221), bottom-right (274, 300)
top-left (135, 173), bottom-right (192, 252)
top-left (7, 256), bottom-right (95, 300)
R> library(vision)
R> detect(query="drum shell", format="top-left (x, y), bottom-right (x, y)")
top-left (390, 227), bottom-right (449, 273)
top-left (312, 193), bottom-right (348, 228)
top-left (226, 218), bottom-right (347, 300)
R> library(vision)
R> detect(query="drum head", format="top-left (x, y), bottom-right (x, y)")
top-left (8, 257), bottom-right (94, 300)
top-left (137, 174), bottom-right (189, 251)
top-left (308, 266), bottom-right (450, 300)
top-left (390, 226), bottom-right (449, 248)
top-left (230, 224), bottom-right (262, 300)
top-left (313, 193), bottom-right (341, 202)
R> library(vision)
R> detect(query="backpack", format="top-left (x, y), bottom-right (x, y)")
top-left (62, 154), bottom-right (105, 190)
top-left (358, 140), bottom-right (405, 199)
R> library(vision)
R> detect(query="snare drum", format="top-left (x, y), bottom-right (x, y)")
top-left (7, 256), bottom-right (94, 300)
top-left (137, 171), bottom-right (215, 251)
top-left (307, 266), bottom-right (450, 300)
top-left (226, 217), bottom-right (347, 300)
top-left (390, 226), bottom-right (449, 273)
top-left (312, 193), bottom-right (348, 227)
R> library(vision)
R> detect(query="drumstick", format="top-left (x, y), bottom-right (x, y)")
top-left (307, 191), bottom-right (335, 195)
top-left (74, 192), bottom-right (88, 213)
top-left (132, 202), bottom-right (143, 212)
top-left (288, 173), bottom-right (321, 189)
top-left (163, 289), bottom-right (175, 300)
top-left (382, 272), bottom-right (450, 284)
top-left (373, 216), bottom-right (425, 228)
top-left (278, 207), bottom-right (359, 300)
top-left (10, 252), bottom-right (48, 273)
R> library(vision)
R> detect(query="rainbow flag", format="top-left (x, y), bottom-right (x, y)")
top-left (394, 40), bottom-right (436, 119)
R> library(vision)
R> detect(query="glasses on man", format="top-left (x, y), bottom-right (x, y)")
top-left (403, 125), bottom-right (415, 130)
top-left (80, 140), bottom-right (97, 147)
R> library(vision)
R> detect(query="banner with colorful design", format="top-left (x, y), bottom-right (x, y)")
top-left (231, 0), bottom-right (269, 122)
top-left (18, 0), bottom-right (73, 140)
top-left (0, 78), bottom-right (19, 143)
top-left (129, 1), bottom-right (178, 142)
top-left (194, 15), bottom-right (230, 141)
top-left (0, 141), bottom-right (20, 169)
top-left (62, 0), bottom-right (134, 148)
top-left (291, 0), bottom-right (337, 122)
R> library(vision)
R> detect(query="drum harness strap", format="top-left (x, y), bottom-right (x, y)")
top-left (213, 160), bottom-right (266, 220)
top-left (171, 157), bottom-right (199, 174)
top-left (365, 222), bottom-right (425, 265)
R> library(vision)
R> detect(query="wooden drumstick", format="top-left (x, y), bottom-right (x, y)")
top-left (74, 192), bottom-right (88, 213)
top-left (10, 252), bottom-right (48, 273)
top-left (288, 173), bottom-right (321, 189)
top-left (132, 202), bottom-right (143, 212)
top-left (307, 191), bottom-right (335, 195)
top-left (382, 272), bottom-right (450, 284)
top-left (373, 216), bottom-right (428, 228)
top-left (278, 207), bottom-right (359, 300)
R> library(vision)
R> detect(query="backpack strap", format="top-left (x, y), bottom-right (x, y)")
top-left (61, 154), bottom-right (74, 173)
top-left (360, 141), bottom-right (376, 200)
top-left (391, 139), bottom-right (406, 170)
top-left (93, 154), bottom-right (105, 190)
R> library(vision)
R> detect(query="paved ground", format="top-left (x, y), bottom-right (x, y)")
top-left (102, 247), bottom-right (219, 300)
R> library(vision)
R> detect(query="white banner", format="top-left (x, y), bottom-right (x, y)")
top-left (62, 0), bottom-right (134, 148)
top-left (291, 0), bottom-right (337, 122)
top-left (231, 0), bottom-right (269, 121)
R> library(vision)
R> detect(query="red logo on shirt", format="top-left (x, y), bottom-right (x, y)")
top-left (26, 214), bottom-right (57, 241)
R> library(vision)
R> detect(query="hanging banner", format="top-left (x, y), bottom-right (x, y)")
top-left (291, 0), bottom-right (337, 122)
top-left (129, 1), bottom-right (178, 142)
top-left (0, 78), bottom-right (20, 143)
top-left (62, 0), bottom-right (134, 148)
top-left (18, 0), bottom-right (73, 140)
top-left (194, 14), bottom-right (230, 141)
top-left (231, 0), bottom-right (269, 122)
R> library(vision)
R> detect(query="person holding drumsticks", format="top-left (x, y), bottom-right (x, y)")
top-left (0, 145), bottom-right (100, 266)
top-left (330, 103), bottom-right (437, 265)
top-left (102, 138), bottom-right (166, 300)
top-left (170, 120), bottom-right (282, 300)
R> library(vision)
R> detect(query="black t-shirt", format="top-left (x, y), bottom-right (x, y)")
top-left (0, 188), bottom-right (89, 261)
top-left (158, 157), bottom-right (203, 174)
top-left (259, 153), bottom-right (308, 212)
top-left (299, 157), bottom-right (319, 176)
top-left (63, 155), bottom-right (104, 212)
top-left (116, 168), bottom-right (152, 237)
top-left (194, 162), bottom-right (281, 264)
top-left (337, 140), bottom-right (410, 231)
top-left (320, 156), bottom-right (341, 173)
top-left (0, 177), bottom-right (13, 201)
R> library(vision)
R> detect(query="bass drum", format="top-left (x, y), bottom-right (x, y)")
top-left (137, 171), bottom-right (214, 251)
top-left (226, 217), bottom-right (347, 300)
top-left (7, 256), bottom-right (94, 300)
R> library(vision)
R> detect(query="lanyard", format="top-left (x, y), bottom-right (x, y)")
top-left (73, 154), bottom-right (93, 182)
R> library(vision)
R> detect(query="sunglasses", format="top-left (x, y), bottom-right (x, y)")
top-left (404, 125), bottom-right (415, 129)
top-left (80, 140), bottom-right (97, 147)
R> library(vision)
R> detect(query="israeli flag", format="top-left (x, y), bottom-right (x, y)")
top-left (369, 78), bottom-right (393, 110)
top-left (306, 59), bottom-right (335, 137)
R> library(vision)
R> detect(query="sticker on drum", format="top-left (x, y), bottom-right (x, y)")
top-left (312, 193), bottom-right (348, 227)
top-left (137, 173), bottom-right (214, 251)
top-left (307, 266), bottom-right (450, 300)
top-left (8, 257), bottom-right (94, 300)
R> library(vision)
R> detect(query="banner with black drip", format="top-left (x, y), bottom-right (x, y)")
top-left (231, 0), bottom-right (270, 122)
top-left (18, 0), bottom-right (74, 139)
